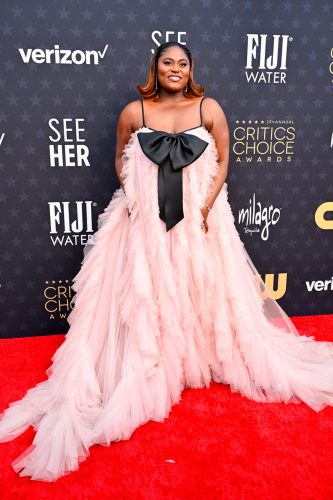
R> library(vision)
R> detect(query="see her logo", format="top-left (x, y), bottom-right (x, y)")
top-left (48, 118), bottom-right (90, 167)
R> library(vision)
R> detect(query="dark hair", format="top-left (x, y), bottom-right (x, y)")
top-left (136, 41), bottom-right (205, 100)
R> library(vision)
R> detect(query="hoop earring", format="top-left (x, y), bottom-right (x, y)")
top-left (155, 74), bottom-right (158, 90)
top-left (185, 83), bottom-right (188, 92)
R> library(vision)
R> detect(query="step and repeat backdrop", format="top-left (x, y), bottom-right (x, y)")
top-left (0, 0), bottom-right (332, 339)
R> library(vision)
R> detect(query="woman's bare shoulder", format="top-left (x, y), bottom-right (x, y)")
top-left (203, 96), bottom-right (225, 112)
top-left (118, 99), bottom-right (143, 132)
top-left (119, 99), bottom-right (142, 120)
top-left (201, 97), bottom-right (228, 133)
top-left (203, 96), bottom-right (227, 121)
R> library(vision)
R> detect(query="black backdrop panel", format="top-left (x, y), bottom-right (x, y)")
top-left (0, 0), bottom-right (332, 339)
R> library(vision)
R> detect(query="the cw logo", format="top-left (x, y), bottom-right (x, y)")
top-left (315, 202), bottom-right (333, 229)
top-left (255, 273), bottom-right (287, 300)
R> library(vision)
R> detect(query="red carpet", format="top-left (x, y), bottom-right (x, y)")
top-left (0, 314), bottom-right (333, 499)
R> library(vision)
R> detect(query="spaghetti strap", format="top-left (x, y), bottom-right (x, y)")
top-left (199, 96), bottom-right (206, 126)
top-left (141, 99), bottom-right (146, 127)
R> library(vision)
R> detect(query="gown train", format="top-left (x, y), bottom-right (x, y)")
top-left (1, 124), bottom-right (333, 482)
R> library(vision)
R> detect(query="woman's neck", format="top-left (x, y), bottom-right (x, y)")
top-left (157, 90), bottom-right (188, 103)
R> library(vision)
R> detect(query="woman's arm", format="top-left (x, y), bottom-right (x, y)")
top-left (201, 97), bottom-right (230, 222)
top-left (114, 101), bottom-right (139, 191)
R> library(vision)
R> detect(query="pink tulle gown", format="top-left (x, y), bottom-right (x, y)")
top-left (1, 96), bottom-right (333, 482)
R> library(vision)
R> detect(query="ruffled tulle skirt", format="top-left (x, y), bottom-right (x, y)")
top-left (1, 128), bottom-right (333, 481)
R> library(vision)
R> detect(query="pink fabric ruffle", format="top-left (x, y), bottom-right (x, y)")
top-left (1, 126), bottom-right (333, 482)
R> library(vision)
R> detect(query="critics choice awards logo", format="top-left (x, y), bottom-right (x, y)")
top-left (44, 279), bottom-right (74, 320)
top-left (233, 119), bottom-right (295, 164)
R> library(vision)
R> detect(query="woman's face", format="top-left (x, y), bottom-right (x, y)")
top-left (156, 46), bottom-right (191, 93)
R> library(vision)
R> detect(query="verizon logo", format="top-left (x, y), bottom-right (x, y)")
top-left (305, 278), bottom-right (333, 292)
top-left (18, 44), bottom-right (109, 65)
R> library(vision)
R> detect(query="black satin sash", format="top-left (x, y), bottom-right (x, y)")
top-left (137, 131), bottom-right (209, 231)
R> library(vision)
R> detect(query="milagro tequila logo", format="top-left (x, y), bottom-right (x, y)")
top-left (48, 201), bottom-right (96, 246)
top-left (233, 119), bottom-right (295, 164)
top-left (238, 193), bottom-right (281, 241)
top-left (245, 34), bottom-right (292, 84)
top-left (18, 44), bottom-right (108, 65)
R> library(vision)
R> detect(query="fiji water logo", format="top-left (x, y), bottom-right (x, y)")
top-left (238, 193), bottom-right (281, 241)
top-left (245, 34), bottom-right (292, 84)
top-left (48, 201), bottom-right (96, 246)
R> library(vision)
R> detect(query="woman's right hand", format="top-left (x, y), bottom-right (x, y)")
top-left (200, 206), bottom-right (209, 233)
top-left (201, 218), bottom-right (209, 233)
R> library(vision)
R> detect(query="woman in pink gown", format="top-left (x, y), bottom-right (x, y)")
top-left (1, 41), bottom-right (333, 482)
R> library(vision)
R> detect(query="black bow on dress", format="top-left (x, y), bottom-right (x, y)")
top-left (137, 131), bottom-right (209, 231)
